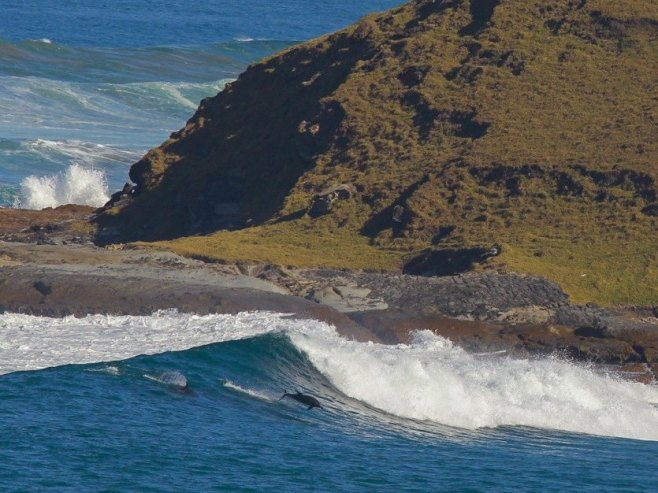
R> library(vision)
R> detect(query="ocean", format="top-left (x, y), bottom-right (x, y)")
top-left (0, 0), bottom-right (400, 208)
top-left (1, 311), bottom-right (657, 492)
top-left (1, 1), bottom-right (658, 492)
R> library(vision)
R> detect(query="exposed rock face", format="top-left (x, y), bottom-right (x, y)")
top-left (402, 246), bottom-right (501, 276)
top-left (308, 184), bottom-right (356, 218)
top-left (0, 205), bottom-right (95, 245)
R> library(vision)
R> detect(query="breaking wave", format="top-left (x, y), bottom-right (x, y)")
top-left (18, 163), bottom-right (110, 209)
top-left (1, 310), bottom-right (657, 441)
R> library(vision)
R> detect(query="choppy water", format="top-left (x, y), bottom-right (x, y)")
top-left (0, 0), bottom-right (400, 208)
top-left (0, 311), bottom-right (656, 492)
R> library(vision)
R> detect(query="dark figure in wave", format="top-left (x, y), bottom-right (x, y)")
top-left (151, 370), bottom-right (193, 394)
top-left (280, 391), bottom-right (323, 410)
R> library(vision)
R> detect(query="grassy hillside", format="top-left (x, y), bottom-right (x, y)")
top-left (97, 0), bottom-right (658, 305)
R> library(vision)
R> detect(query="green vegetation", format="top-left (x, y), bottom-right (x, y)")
top-left (147, 219), bottom-right (404, 270)
top-left (98, 0), bottom-right (658, 306)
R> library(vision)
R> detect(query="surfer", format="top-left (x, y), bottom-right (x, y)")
top-left (280, 391), bottom-right (323, 410)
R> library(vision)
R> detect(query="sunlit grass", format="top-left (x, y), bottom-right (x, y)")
top-left (107, 0), bottom-right (657, 306)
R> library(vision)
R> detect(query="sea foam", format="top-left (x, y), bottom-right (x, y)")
top-left (0, 311), bottom-right (297, 375)
top-left (1, 310), bottom-right (656, 441)
top-left (289, 328), bottom-right (658, 441)
top-left (18, 163), bottom-right (110, 209)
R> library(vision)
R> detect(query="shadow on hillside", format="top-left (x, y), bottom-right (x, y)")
top-left (95, 25), bottom-right (379, 244)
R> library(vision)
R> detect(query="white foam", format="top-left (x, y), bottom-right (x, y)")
top-left (103, 79), bottom-right (230, 112)
top-left (27, 139), bottom-right (141, 165)
top-left (223, 380), bottom-right (273, 401)
top-left (144, 370), bottom-right (189, 389)
top-left (1, 310), bottom-right (656, 441)
top-left (289, 329), bottom-right (658, 441)
top-left (86, 365), bottom-right (120, 376)
top-left (18, 163), bottom-right (110, 209)
top-left (0, 311), bottom-right (303, 375)
top-left (0, 76), bottom-right (229, 143)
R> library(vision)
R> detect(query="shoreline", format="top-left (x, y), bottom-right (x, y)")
top-left (0, 207), bottom-right (656, 383)
top-left (1, 238), bottom-right (657, 383)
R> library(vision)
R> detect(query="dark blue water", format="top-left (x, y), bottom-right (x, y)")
top-left (1, 329), bottom-right (656, 493)
top-left (0, 0), bottom-right (401, 207)
top-left (1, 1), bottom-right (398, 48)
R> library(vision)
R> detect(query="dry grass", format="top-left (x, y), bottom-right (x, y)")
top-left (100, 0), bottom-right (658, 306)
top-left (146, 219), bottom-right (403, 271)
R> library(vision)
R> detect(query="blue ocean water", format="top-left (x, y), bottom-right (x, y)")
top-left (1, 311), bottom-right (657, 492)
top-left (1, 2), bottom-right (658, 491)
top-left (0, 0), bottom-right (400, 207)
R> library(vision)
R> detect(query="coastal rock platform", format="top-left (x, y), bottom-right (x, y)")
top-left (0, 237), bottom-right (656, 383)
top-left (1, 206), bottom-right (656, 383)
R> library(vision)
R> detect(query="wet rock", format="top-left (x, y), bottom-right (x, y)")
top-left (495, 305), bottom-right (554, 325)
top-left (33, 280), bottom-right (52, 296)
top-left (574, 326), bottom-right (609, 338)
top-left (617, 363), bottom-right (655, 384)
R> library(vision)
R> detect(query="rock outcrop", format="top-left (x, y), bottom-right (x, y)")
top-left (93, 0), bottom-right (657, 306)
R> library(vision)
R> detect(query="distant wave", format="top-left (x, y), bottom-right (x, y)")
top-left (0, 139), bottom-right (139, 207)
top-left (18, 163), bottom-right (110, 209)
top-left (0, 36), bottom-right (291, 201)
top-left (98, 79), bottom-right (231, 112)
top-left (0, 75), bottom-right (231, 142)
top-left (26, 139), bottom-right (140, 165)
top-left (0, 38), bottom-right (293, 83)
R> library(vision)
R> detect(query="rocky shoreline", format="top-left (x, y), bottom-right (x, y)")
top-left (0, 207), bottom-right (657, 383)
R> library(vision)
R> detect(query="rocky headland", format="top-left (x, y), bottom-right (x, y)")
top-left (95, 0), bottom-right (658, 307)
top-left (1, 0), bottom-right (656, 382)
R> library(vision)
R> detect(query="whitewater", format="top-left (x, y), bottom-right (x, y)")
top-left (2, 310), bottom-right (656, 442)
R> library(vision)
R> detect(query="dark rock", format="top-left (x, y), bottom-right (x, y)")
top-left (641, 203), bottom-right (658, 216)
top-left (574, 326), bottom-right (608, 338)
top-left (308, 184), bottom-right (356, 217)
top-left (398, 66), bottom-right (429, 87)
top-left (33, 280), bottom-right (52, 296)
top-left (350, 271), bottom-right (570, 318)
top-left (403, 246), bottom-right (499, 276)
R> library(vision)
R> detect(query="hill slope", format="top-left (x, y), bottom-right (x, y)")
top-left (96, 0), bottom-right (658, 305)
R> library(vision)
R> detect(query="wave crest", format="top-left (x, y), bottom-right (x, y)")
top-left (289, 329), bottom-right (658, 441)
top-left (18, 163), bottom-right (110, 209)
